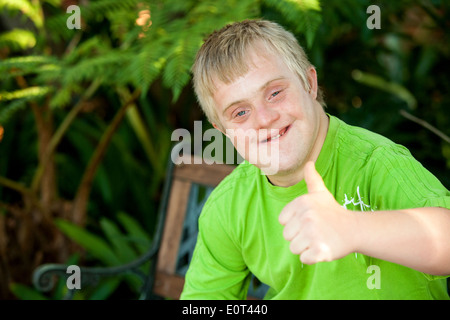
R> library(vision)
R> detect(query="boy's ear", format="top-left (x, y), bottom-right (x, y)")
top-left (307, 67), bottom-right (318, 100)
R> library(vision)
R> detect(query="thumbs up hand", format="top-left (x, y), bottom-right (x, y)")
top-left (279, 161), bottom-right (357, 265)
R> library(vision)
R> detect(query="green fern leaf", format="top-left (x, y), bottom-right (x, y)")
top-left (54, 218), bottom-right (121, 266)
top-left (0, 97), bottom-right (29, 124)
top-left (126, 42), bottom-right (167, 93)
top-left (262, 0), bottom-right (322, 48)
top-left (162, 35), bottom-right (200, 102)
top-left (0, 0), bottom-right (43, 29)
top-left (0, 29), bottom-right (36, 52)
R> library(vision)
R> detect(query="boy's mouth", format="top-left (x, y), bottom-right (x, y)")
top-left (263, 125), bottom-right (290, 143)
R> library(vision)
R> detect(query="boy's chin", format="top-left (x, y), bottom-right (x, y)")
top-left (254, 160), bottom-right (282, 176)
top-left (257, 158), bottom-right (301, 177)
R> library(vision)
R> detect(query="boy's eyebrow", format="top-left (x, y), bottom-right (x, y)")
top-left (222, 77), bottom-right (286, 115)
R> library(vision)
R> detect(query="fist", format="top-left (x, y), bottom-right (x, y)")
top-left (278, 161), bottom-right (356, 264)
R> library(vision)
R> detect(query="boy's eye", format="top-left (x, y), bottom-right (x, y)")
top-left (269, 90), bottom-right (284, 100)
top-left (236, 110), bottom-right (247, 117)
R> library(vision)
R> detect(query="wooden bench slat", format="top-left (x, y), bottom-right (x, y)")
top-left (173, 156), bottom-right (235, 186)
top-left (154, 272), bottom-right (185, 300)
top-left (156, 179), bottom-right (191, 274)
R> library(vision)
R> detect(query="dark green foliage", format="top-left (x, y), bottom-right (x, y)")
top-left (312, 0), bottom-right (449, 188)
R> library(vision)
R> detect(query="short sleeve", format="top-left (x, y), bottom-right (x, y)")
top-left (368, 145), bottom-right (450, 211)
top-left (368, 145), bottom-right (450, 281)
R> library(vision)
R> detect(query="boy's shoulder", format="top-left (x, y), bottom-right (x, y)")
top-left (200, 160), bottom-right (260, 213)
top-left (331, 115), bottom-right (412, 161)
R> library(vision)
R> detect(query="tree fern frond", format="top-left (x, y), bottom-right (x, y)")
top-left (0, 55), bottom-right (61, 85)
top-left (327, 0), bottom-right (368, 27)
top-left (63, 36), bottom-right (106, 63)
top-left (0, 0), bottom-right (44, 29)
top-left (221, 0), bottom-right (261, 23)
top-left (0, 86), bottom-right (51, 102)
top-left (155, 0), bottom-right (260, 101)
top-left (0, 86), bottom-right (52, 123)
top-left (0, 29), bottom-right (36, 52)
top-left (0, 55), bottom-right (57, 72)
top-left (162, 38), bottom-right (195, 102)
top-left (0, 98), bottom-right (29, 124)
top-left (186, 0), bottom-right (259, 35)
top-left (61, 50), bottom-right (129, 85)
top-left (81, 0), bottom-right (140, 22)
top-left (262, 0), bottom-right (322, 48)
top-left (33, 63), bottom-right (63, 85)
top-left (44, 10), bottom-right (75, 43)
top-left (106, 9), bottom-right (141, 44)
top-left (49, 83), bottom-right (83, 110)
top-left (125, 43), bottom-right (167, 93)
top-left (45, 0), bottom-right (141, 44)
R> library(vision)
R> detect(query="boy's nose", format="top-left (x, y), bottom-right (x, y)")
top-left (254, 105), bottom-right (280, 129)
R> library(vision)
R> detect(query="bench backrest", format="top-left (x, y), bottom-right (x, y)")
top-left (153, 155), bottom-right (235, 299)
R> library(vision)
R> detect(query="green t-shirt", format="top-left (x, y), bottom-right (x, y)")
top-left (180, 115), bottom-right (450, 300)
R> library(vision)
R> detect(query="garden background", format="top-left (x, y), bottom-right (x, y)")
top-left (0, 0), bottom-right (448, 299)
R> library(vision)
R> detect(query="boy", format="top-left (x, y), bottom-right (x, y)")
top-left (180, 19), bottom-right (450, 299)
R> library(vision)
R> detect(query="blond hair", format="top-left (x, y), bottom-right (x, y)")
top-left (192, 19), bottom-right (325, 128)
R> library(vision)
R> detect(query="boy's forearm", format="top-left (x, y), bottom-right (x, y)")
top-left (353, 206), bottom-right (450, 276)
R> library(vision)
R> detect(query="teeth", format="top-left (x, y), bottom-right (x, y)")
top-left (271, 134), bottom-right (281, 140)
top-left (266, 127), bottom-right (287, 142)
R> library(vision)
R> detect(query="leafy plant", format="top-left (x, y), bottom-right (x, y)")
top-left (12, 211), bottom-right (152, 300)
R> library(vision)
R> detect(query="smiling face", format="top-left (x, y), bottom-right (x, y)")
top-left (212, 46), bottom-right (329, 186)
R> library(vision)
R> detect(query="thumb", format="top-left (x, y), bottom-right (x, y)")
top-left (304, 161), bottom-right (327, 193)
